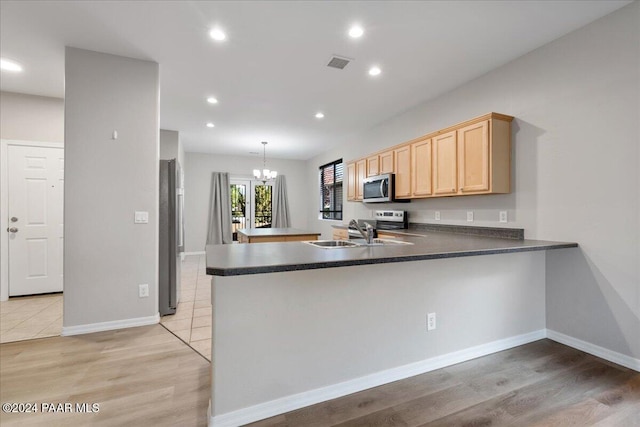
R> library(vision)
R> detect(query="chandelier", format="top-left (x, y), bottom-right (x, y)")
top-left (253, 141), bottom-right (277, 183)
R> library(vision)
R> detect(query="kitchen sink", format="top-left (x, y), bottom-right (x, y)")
top-left (352, 238), bottom-right (414, 246)
top-left (304, 238), bottom-right (414, 249)
top-left (304, 240), bottom-right (361, 248)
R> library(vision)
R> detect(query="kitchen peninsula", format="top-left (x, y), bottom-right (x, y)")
top-left (236, 227), bottom-right (320, 244)
top-left (205, 228), bottom-right (577, 426)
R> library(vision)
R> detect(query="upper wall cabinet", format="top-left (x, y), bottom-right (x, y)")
top-left (366, 150), bottom-right (394, 177)
top-left (346, 112), bottom-right (513, 202)
top-left (458, 120), bottom-right (489, 193)
top-left (366, 155), bottom-right (379, 177)
top-left (346, 159), bottom-right (366, 201)
top-left (458, 117), bottom-right (510, 195)
top-left (432, 130), bottom-right (458, 196)
top-left (347, 162), bottom-right (356, 201)
top-left (379, 150), bottom-right (394, 174)
top-left (411, 138), bottom-right (432, 197)
top-left (356, 159), bottom-right (366, 200)
top-left (394, 145), bottom-right (411, 198)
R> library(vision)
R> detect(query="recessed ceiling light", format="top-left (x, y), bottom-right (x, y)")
top-left (206, 122), bottom-right (215, 128)
top-left (0, 58), bottom-right (23, 72)
top-left (209, 28), bottom-right (226, 41)
top-left (207, 97), bottom-right (218, 104)
top-left (315, 112), bottom-right (325, 119)
top-left (368, 66), bottom-right (382, 76)
top-left (348, 25), bottom-right (364, 38)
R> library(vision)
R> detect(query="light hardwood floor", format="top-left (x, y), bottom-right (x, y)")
top-left (0, 324), bottom-right (210, 427)
top-left (247, 339), bottom-right (639, 427)
top-left (2, 330), bottom-right (638, 426)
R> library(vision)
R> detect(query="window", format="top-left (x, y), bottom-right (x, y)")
top-left (319, 159), bottom-right (343, 220)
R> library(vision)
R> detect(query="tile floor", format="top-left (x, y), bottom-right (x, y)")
top-left (161, 254), bottom-right (212, 360)
top-left (0, 293), bottom-right (63, 343)
top-left (0, 255), bottom-right (210, 360)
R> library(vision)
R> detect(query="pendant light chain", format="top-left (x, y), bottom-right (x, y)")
top-left (253, 141), bottom-right (277, 184)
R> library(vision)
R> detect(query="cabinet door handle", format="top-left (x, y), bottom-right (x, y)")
top-left (8, 227), bottom-right (18, 233)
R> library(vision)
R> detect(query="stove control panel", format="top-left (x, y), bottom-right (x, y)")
top-left (374, 210), bottom-right (406, 222)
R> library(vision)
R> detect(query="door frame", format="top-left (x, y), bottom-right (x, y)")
top-left (229, 176), bottom-right (274, 230)
top-left (0, 139), bottom-right (64, 301)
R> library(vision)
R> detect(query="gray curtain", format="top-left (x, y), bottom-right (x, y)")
top-left (272, 175), bottom-right (291, 228)
top-left (206, 172), bottom-right (233, 244)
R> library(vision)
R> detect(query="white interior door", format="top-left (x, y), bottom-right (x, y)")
top-left (8, 145), bottom-right (64, 296)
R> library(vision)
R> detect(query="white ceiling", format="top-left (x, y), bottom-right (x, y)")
top-left (0, 1), bottom-right (630, 160)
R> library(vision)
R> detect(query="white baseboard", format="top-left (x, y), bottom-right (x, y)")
top-left (209, 329), bottom-right (546, 427)
top-left (61, 313), bottom-right (160, 336)
top-left (183, 251), bottom-right (205, 256)
top-left (546, 329), bottom-right (640, 372)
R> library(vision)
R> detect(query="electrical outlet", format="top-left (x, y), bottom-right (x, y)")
top-left (499, 211), bottom-right (508, 223)
top-left (138, 283), bottom-right (149, 298)
top-left (134, 211), bottom-right (149, 224)
top-left (467, 211), bottom-right (474, 222)
top-left (427, 312), bottom-right (436, 331)
top-left (435, 211), bottom-right (441, 221)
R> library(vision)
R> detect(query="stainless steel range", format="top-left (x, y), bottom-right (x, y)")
top-left (348, 210), bottom-right (408, 239)
top-left (374, 210), bottom-right (408, 230)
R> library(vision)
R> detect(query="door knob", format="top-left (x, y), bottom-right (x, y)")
top-left (8, 227), bottom-right (18, 233)
top-left (10, 217), bottom-right (18, 222)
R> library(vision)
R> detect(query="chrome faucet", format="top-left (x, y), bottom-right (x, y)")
top-left (349, 219), bottom-right (375, 244)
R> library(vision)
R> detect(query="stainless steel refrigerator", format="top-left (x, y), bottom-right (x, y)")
top-left (159, 159), bottom-right (184, 316)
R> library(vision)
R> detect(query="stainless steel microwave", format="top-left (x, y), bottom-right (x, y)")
top-left (363, 173), bottom-right (395, 203)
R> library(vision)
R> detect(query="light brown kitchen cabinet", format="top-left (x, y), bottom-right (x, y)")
top-left (367, 150), bottom-right (393, 177)
top-left (411, 138), bottom-right (432, 197)
top-left (332, 228), bottom-right (349, 240)
top-left (366, 155), bottom-right (379, 177)
top-left (432, 130), bottom-right (458, 196)
top-left (345, 113), bottom-right (512, 202)
top-left (347, 158), bottom-right (368, 201)
top-left (356, 159), bottom-right (366, 200)
top-left (379, 150), bottom-right (394, 174)
top-left (457, 118), bottom-right (510, 195)
top-left (237, 230), bottom-right (320, 243)
top-left (458, 120), bottom-right (489, 193)
top-left (376, 232), bottom-right (398, 239)
top-left (394, 145), bottom-right (411, 198)
top-left (346, 162), bottom-right (356, 201)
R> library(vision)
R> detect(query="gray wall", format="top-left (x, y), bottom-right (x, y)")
top-left (0, 91), bottom-right (64, 142)
top-left (307, 3), bottom-right (639, 359)
top-left (184, 152), bottom-right (310, 252)
top-left (64, 47), bottom-right (160, 328)
top-left (159, 129), bottom-right (184, 166)
top-left (213, 251), bottom-right (545, 415)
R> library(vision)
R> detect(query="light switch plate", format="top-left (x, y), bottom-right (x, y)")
top-left (134, 211), bottom-right (149, 224)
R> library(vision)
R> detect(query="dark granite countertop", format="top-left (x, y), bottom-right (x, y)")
top-left (206, 228), bottom-right (577, 276)
top-left (237, 227), bottom-right (321, 237)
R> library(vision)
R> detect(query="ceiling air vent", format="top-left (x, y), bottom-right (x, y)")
top-left (327, 55), bottom-right (352, 70)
